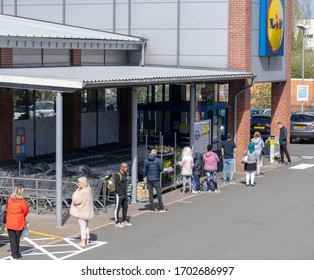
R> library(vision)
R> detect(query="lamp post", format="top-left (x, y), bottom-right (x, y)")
top-left (297, 23), bottom-right (310, 113)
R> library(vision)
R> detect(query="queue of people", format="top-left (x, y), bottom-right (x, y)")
top-left (2, 122), bottom-right (291, 257)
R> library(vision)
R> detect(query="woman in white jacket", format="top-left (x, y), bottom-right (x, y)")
top-left (70, 176), bottom-right (94, 246)
top-left (180, 146), bottom-right (194, 194)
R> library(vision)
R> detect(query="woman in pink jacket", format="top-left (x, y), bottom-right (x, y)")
top-left (203, 144), bottom-right (220, 193)
top-left (70, 176), bottom-right (94, 246)
top-left (6, 187), bottom-right (29, 259)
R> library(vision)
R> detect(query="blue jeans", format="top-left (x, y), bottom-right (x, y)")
top-left (192, 175), bottom-right (200, 191)
top-left (222, 158), bottom-right (235, 182)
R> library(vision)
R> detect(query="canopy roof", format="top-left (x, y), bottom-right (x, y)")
top-left (0, 66), bottom-right (256, 92)
top-left (0, 14), bottom-right (146, 50)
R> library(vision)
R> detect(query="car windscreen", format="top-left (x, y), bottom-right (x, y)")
top-left (250, 116), bottom-right (270, 124)
top-left (290, 114), bottom-right (314, 122)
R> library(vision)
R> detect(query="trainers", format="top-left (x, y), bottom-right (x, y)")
top-left (180, 191), bottom-right (186, 195)
top-left (222, 181), bottom-right (227, 184)
top-left (251, 183), bottom-right (255, 187)
top-left (150, 209), bottom-right (156, 213)
top-left (207, 190), bottom-right (213, 193)
top-left (286, 162), bottom-right (291, 165)
top-left (122, 221), bottom-right (132, 226)
top-left (159, 208), bottom-right (168, 213)
top-left (255, 174), bottom-right (262, 177)
top-left (192, 190), bottom-right (199, 194)
top-left (115, 223), bottom-right (125, 228)
top-left (229, 181), bottom-right (235, 184)
top-left (215, 189), bottom-right (221, 193)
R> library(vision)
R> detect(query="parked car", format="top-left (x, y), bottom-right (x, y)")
top-left (29, 101), bottom-right (55, 118)
top-left (250, 108), bottom-right (271, 117)
top-left (250, 114), bottom-right (271, 139)
top-left (290, 113), bottom-right (314, 142)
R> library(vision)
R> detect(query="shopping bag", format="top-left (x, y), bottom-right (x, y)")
top-left (0, 222), bottom-right (5, 234)
top-left (21, 222), bottom-right (29, 238)
top-left (137, 182), bottom-right (149, 201)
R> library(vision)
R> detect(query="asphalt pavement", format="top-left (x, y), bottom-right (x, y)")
top-left (1, 140), bottom-right (314, 260)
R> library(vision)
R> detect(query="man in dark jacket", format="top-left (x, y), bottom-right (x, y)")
top-left (143, 149), bottom-right (167, 212)
top-left (114, 162), bottom-right (131, 228)
top-left (277, 122), bottom-right (291, 164)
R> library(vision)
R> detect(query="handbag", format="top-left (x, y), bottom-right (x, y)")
top-left (0, 209), bottom-right (6, 224)
top-left (21, 222), bottom-right (29, 238)
top-left (241, 152), bottom-right (249, 164)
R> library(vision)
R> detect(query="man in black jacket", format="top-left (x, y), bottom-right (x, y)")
top-left (114, 162), bottom-right (132, 228)
top-left (278, 122), bottom-right (291, 165)
top-left (143, 149), bottom-right (168, 213)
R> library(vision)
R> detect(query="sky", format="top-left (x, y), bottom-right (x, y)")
top-left (312, 1), bottom-right (314, 18)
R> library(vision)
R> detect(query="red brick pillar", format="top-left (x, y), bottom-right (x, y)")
top-left (0, 88), bottom-right (13, 162)
top-left (63, 91), bottom-right (81, 152)
top-left (0, 49), bottom-right (13, 162)
top-left (0, 48), bottom-right (13, 68)
top-left (70, 49), bottom-right (81, 66)
top-left (271, 1), bottom-right (292, 145)
top-left (228, 0), bottom-right (252, 171)
top-left (229, 80), bottom-right (251, 171)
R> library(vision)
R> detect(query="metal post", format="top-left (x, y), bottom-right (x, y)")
top-left (131, 87), bottom-right (138, 203)
top-left (189, 83), bottom-right (196, 150)
top-left (56, 92), bottom-right (63, 227)
top-left (301, 29), bottom-right (305, 113)
top-left (174, 132), bottom-right (177, 187)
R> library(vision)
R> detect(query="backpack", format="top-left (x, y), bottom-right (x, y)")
top-left (106, 172), bottom-right (122, 193)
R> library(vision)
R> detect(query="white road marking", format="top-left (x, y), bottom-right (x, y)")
top-left (301, 156), bottom-right (314, 160)
top-left (289, 164), bottom-right (314, 170)
top-left (0, 237), bottom-right (108, 260)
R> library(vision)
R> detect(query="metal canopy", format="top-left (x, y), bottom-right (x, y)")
top-left (0, 66), bottom-right (255, 92)
top-left (0, 14), bottom-right (146, 50)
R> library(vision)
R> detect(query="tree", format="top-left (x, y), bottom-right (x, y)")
top-left (291, 0), bottom-right (314, 78)
top-left (251, 83), bottom-right (271, 109)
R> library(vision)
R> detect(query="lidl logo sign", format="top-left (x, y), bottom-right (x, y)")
top-left (260, 0), bottom-right (285, 56)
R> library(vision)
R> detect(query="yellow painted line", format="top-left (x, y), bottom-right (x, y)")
top-left (29, 230), bottom-right (62, 239)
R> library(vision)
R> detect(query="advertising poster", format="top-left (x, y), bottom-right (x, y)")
top-left (194, 120), bottom-right (211, 154)
top-left (15, 127), bottom-right (26, 161)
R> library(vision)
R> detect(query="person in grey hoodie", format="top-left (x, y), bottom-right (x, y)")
top-left (251, 131), bottom-right (265, 176)
top-left (143, 149), bottom-right (167, 213)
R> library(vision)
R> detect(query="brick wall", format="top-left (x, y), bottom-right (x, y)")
top-left (0, 88), bottom-right (13, 161)
top-left (228, 0), bottom-right (252, 72)
top-left (291, 79), bottom-right (314, 108)
top-left (0, 48), bottom-right (13, 68)
top-left (228, 80), bottom-right (251, 171)
top-left (228, 0), bottom-right (252, 171)
top-left (0, 49), bottom-right (13, 162)
top-left (271, 1), bottom-right (292, 143)
top-left (63, 91), bottom-right (81, 151)
top-left (70, 49), bottom-right (81, 66)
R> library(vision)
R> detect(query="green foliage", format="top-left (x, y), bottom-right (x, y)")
top-left (291, 0), bottom-right (313, 79)
top-left (251, 83), bottom-right (271, 109)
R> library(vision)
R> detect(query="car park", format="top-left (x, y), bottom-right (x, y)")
top-left (29, 101), bottom-right (55, 118)
top-left (290, 113), bottom-right (314, 142)
top-left (250, 108), bottom-right (271, 117)
top-left (250, 114), bottom-right (271, 139)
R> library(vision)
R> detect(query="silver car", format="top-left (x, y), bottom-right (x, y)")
top-left (290, 113), bottom-right (314, 141)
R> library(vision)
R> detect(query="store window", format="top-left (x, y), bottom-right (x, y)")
top-left (81, 90), bottom-right (97, 113)
top-left (14, 89), bottom-right (56, 120)
top-left (218, 84), bottom-right (229, 103)
top-left (104, 88), bottom-right (117, 111)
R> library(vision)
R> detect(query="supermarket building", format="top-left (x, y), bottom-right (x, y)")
top-left (0, 0), bottom-right (291, 177)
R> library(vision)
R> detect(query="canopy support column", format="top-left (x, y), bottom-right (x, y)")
top-left (56, 92), bottom-right (63, 227)
top-left (131, 87), bottom-right (138, 203)
top-left (189, 83), bottom-right (196, 150)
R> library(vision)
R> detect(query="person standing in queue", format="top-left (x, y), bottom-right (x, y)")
top-left (221, 133), bottom-right (237, 184)
top-left (70, 176), bottom-right (94, 246)
top-left (277, 122), bottom-right (291, 165)
top-left (114, 162), bottom-right (132, 227)
top-left (143, 149), bottom-right (168, 213)
top-left (6, 187), bottom-right (29, 259)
